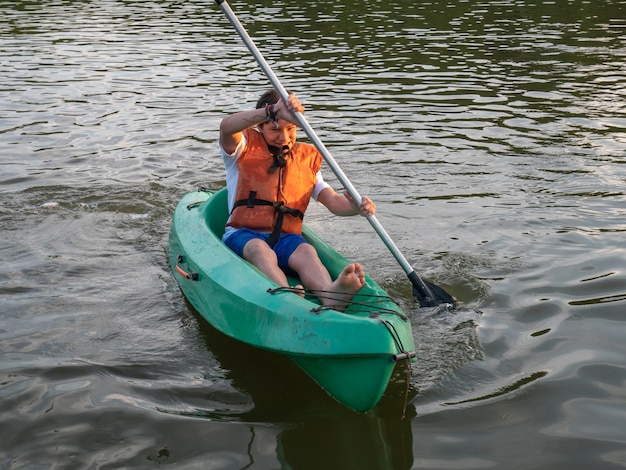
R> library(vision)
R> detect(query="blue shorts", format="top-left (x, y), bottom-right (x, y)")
top-left (223, 228), bottom-right (307, 273)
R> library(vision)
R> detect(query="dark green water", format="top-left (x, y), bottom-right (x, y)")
top-left (1, 0), bottom-right (625, 468)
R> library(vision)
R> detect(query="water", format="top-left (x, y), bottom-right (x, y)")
top-left (1, 0), bottom-right (625, 468)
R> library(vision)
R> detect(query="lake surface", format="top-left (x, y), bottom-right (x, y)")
top-left (1, 0), bottom-right (625, 468)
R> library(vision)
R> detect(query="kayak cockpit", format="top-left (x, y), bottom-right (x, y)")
top-left (198, 188), bottom-right (404, 317)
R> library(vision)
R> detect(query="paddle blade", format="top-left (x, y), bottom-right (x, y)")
top-left (408, 271), bottom-right (456, 309)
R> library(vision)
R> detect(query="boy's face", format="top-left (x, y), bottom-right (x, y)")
top-left (260, 120), bottom-right (297, 150)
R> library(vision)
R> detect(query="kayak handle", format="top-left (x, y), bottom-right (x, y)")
top-left (176, 255), bottom-right (198, 281)
top-left (391, 351), bottom-right (417, 362)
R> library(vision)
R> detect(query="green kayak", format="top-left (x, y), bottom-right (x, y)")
top-left (168, 188), bottom-right (416, 412)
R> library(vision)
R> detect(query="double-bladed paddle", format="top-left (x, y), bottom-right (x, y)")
top-left (215, 0), bottom-right (456, 309)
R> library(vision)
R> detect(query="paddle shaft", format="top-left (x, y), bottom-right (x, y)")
top-left (215, 0), bottom-right (439, 304)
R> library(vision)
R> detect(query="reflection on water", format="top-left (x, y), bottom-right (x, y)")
top-left (2, 0), bottom-right (626, 468)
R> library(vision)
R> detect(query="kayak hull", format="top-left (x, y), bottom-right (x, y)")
top-left (168, 188), bottom-right (416, 412)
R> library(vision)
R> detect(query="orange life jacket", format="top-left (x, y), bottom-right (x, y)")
top-left (227, 128), bottom-right (322, 242)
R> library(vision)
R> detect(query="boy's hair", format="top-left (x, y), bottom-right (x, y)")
top-left (256, 89), bottom-right (280, 109)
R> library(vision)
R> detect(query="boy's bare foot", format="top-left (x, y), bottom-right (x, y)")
top-left (323, 263), bottom-right (366, 311)
top-left (289, 284), bottom-right (305, 298)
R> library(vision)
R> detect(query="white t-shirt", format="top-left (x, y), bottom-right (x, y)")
top-left (220, 132), bottom-right (331, 239)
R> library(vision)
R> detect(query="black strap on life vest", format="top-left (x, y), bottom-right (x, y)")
top-left (231, 191), bottom-right (304, 248)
